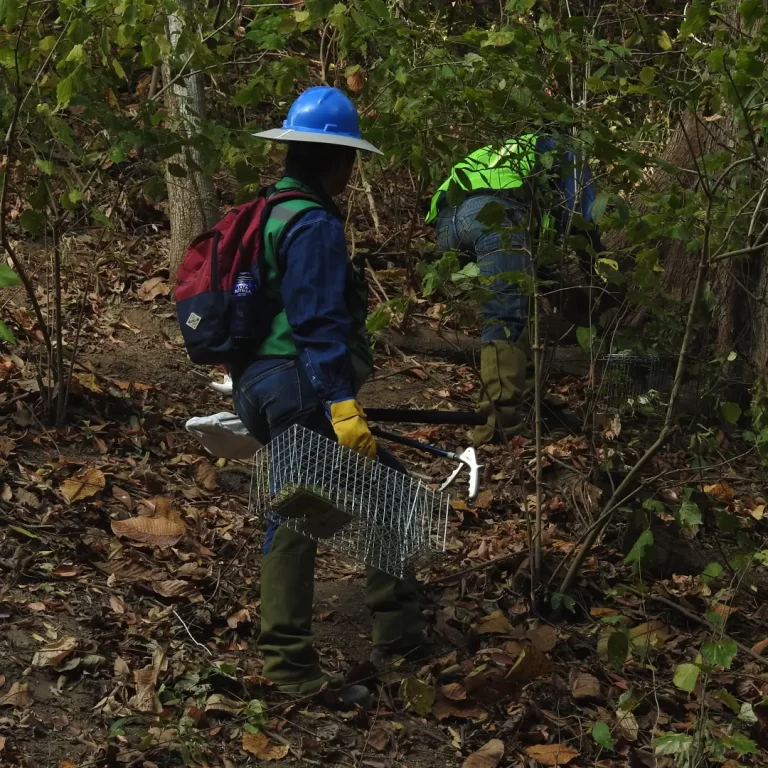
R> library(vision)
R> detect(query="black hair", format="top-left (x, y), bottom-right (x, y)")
top-left (284, 141), bottom-right (357, 185)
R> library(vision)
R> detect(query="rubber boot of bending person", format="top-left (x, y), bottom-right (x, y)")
top-left (474, 336), bottom-right (530, 445)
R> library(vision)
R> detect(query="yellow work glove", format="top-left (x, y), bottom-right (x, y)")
top-left (329, 399), bottom-right (377, 459)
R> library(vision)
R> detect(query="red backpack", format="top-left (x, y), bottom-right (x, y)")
top-left (175, 187), bottom-right (316, 365)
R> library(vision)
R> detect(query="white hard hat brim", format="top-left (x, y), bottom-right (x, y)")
top-left (253, 128), bottom-right (383, 155)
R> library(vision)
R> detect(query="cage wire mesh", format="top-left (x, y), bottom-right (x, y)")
top-left (249, 425), bottom-right (451, 580)
top-left (595, 353), bottom-right (711, 414)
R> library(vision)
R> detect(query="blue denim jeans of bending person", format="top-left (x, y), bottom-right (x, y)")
top-left (435, 195), bottom-right (531, 344)
top-left (233, 357), bottom-right (425, 686)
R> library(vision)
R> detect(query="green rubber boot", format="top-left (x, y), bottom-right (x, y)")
top-left (366, 567), bottom-right (427, 662)
top-left (258, 525), bottom-right (321, 686)
top-left (474, 338), bottom-right (530, 445)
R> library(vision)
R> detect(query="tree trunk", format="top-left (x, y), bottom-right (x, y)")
top-left (605, 109), bottom-right (768, 376)
top-left (162, 6), bottom-right (220, 270)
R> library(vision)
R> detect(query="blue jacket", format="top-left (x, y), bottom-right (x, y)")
top-left (277, 207), bottom-right (358, 404)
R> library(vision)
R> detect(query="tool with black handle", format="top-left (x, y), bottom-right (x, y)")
top-left (370, 426), bottom-right (482, 502)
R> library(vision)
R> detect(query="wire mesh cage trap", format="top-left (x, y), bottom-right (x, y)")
top-left (249, 425), bottom-right (451, 579)
top-left (595, 353), bottom-right (713, 414)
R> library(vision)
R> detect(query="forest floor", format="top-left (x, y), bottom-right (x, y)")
top-left (1, 233), bottom-right (768, 768)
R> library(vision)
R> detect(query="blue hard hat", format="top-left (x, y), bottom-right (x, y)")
top-left (254, 86), bottom-right (381, 154)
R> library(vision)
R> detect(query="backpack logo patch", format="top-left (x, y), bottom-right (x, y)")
top-left (186, 312), bottom-right (202, 330)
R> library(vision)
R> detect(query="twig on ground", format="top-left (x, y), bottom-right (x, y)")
top-left (173, 610), bottom-right (213, 656)
top-left (623, 586), bottom-right (768, 668)
top-left (426, 552), bottom-right (523, 585)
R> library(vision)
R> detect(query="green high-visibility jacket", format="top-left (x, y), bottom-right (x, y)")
top-left (426, 134), bottom-right (538, 224)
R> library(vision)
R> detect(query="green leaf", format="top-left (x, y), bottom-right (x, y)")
top-left (721, 733), bottom-right (759, 756)
top-left (399, 678), bottom-right (435, 716)
top-left (677, 500), bottom-right (702, 529)
top-left (739, 0), bottom-right (761, 28)
top-left (19, 209), bottom-right (44, 234)
top-left (702, 638), bottom-right (738, 669)
top-left (713, 688), bottom-right (740, 714)
top-left (654, 733), bottom-right (693, 757)
top-left (141, 37), bottom-right (160, 67)
top-left (366, 0), bottom-right (389, 19)
top-left (35, 158), bottom-right (53, 176)
top-left (720, 401), bottom-right (742, 425)
top-left (702, 562), bottom-right (722, 584)
top-left (591, 722), bottom-right (614, 751)
top-left (0, 0), bottom-right (19, 28)
top-left (639, 66), bottom-right (655, 86)
top-left (91, 209), bottom-right (113, 228)
top-left (624, 529), bottom-right (653, 566)
top-left (56, 74), bottom-right (76, 109)
top-left (607, 629), bottom-right (629, 667)
top-left (39, 35), bottom-right (57, 51)
top-left (576, 326), bottom-right (596, 351)
top-left (0, 263), bottom-right (21, 288)
top-left (590, 192), bottom-right (610, 224)
top-left (112, 58), bottom-right (127, 80)
top-left (679, 3), bottom-right (709, 38)
top-left (657, 30), bottom-right (672, 51)
top-left (66, 43), bottom-right (85, 63)
top-left (0, 320), bottom-right (15, 343)
top-left (475, 201), bottom-right (506, 229)
top-left (673, 663), bottom-right (700, 693)
top-left (707, 47), bottom-right (725, 73)
top-left (167, 163), bottom-right (188, 178)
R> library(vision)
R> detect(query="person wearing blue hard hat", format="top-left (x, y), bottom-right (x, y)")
top-left (232, 87), bottom-right (426, 709)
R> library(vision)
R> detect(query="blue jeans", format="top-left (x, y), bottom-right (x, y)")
top-left (436, 195), bottom-right (531, 344)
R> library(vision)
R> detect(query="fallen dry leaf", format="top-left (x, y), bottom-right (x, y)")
top-left (367, 726), bottom-right (391, 752)
top-left (111, 498), bottom-right (185, 548)
top-left (114, 656), bottom-right (131, 679)
top-left (711, 602), bottom-right (737, 620)
top-left (58, 761), bottom-right (78, 768)
top-left (750, 636), bottom-right (768, 655)
top-left (630, 620), bottom-right (669, 650)
top-left (527, 625), bottom-right (559, 653)
top-left (0, 682), bottom-right (33, 709)
top-left (570, 671), bottom-right (602, 700)
top-left (615, 708), bottom-right (639, 741)
top-left (475, 610), bottom-right (513, 635)
top-left (0, 436), bottom-right (15, 458)
top-left (0, 735), bottom-right (5, 751)
top-left (525, 744), bottom-right (580, 765)
top-left (129, 648), bottom-right (166, 714)
top-left (27, 601), bottom-right (47, 612)
top-left (139, 276), bottom-right (170, 301)
top-left (227, 608), bottom-right (251, 628)
top-left (109, 595), bottom-right (127, 614)
top-left (242, 731), bottom-right (290, 761)
top-left (195, 460), bottom-right (218, 491)
top-left (473, 489), bottom-right (494, 509)
top-left (432, 696), bottom-right (486, 721)
top-left (112, 485), bottom-right (134, 510)
top-left (61, 468), bottom-right (105, 504)
top-left (440, 682), bottom-right (467, 701)
top-left (750, 504), bottom-right (764, 520)
top-left (32, 635), bottom-right (78, 667)
top-left (205, 694), bottom-right (244, 715)
top-left (52, 564), bottom-right (79, 579)
top-left (703, 482), bottom-right (734, 502)
top-left (346, 65), bottom-right (367, 94)
top-left (462, 738), bottom-right (504, 768)
top-left (152, 579), bottom-right (203, 603)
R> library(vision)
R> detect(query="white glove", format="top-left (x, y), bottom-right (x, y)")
top-left (208, 375), bottom-right (233, 395)
top-left (185, 412), bottom-right (261, 459)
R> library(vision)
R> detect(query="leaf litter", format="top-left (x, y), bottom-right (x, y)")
top-left (0, 244), bottom-right (767, 768)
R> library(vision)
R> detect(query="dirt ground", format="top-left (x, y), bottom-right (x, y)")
top-left (2, 285), bottom-right (768, 768)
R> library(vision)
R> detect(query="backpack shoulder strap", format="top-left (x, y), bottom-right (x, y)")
top-left (261, 192), bottom-right (327, 274)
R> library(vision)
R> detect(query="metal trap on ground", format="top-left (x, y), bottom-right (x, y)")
top-left (249, 425), bottom-right (451, 579)
top-left (595, 353), bottom-right (711, 415)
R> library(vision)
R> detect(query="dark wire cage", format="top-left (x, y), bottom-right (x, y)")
top-left (595, 353), bottom-right (718, 415)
